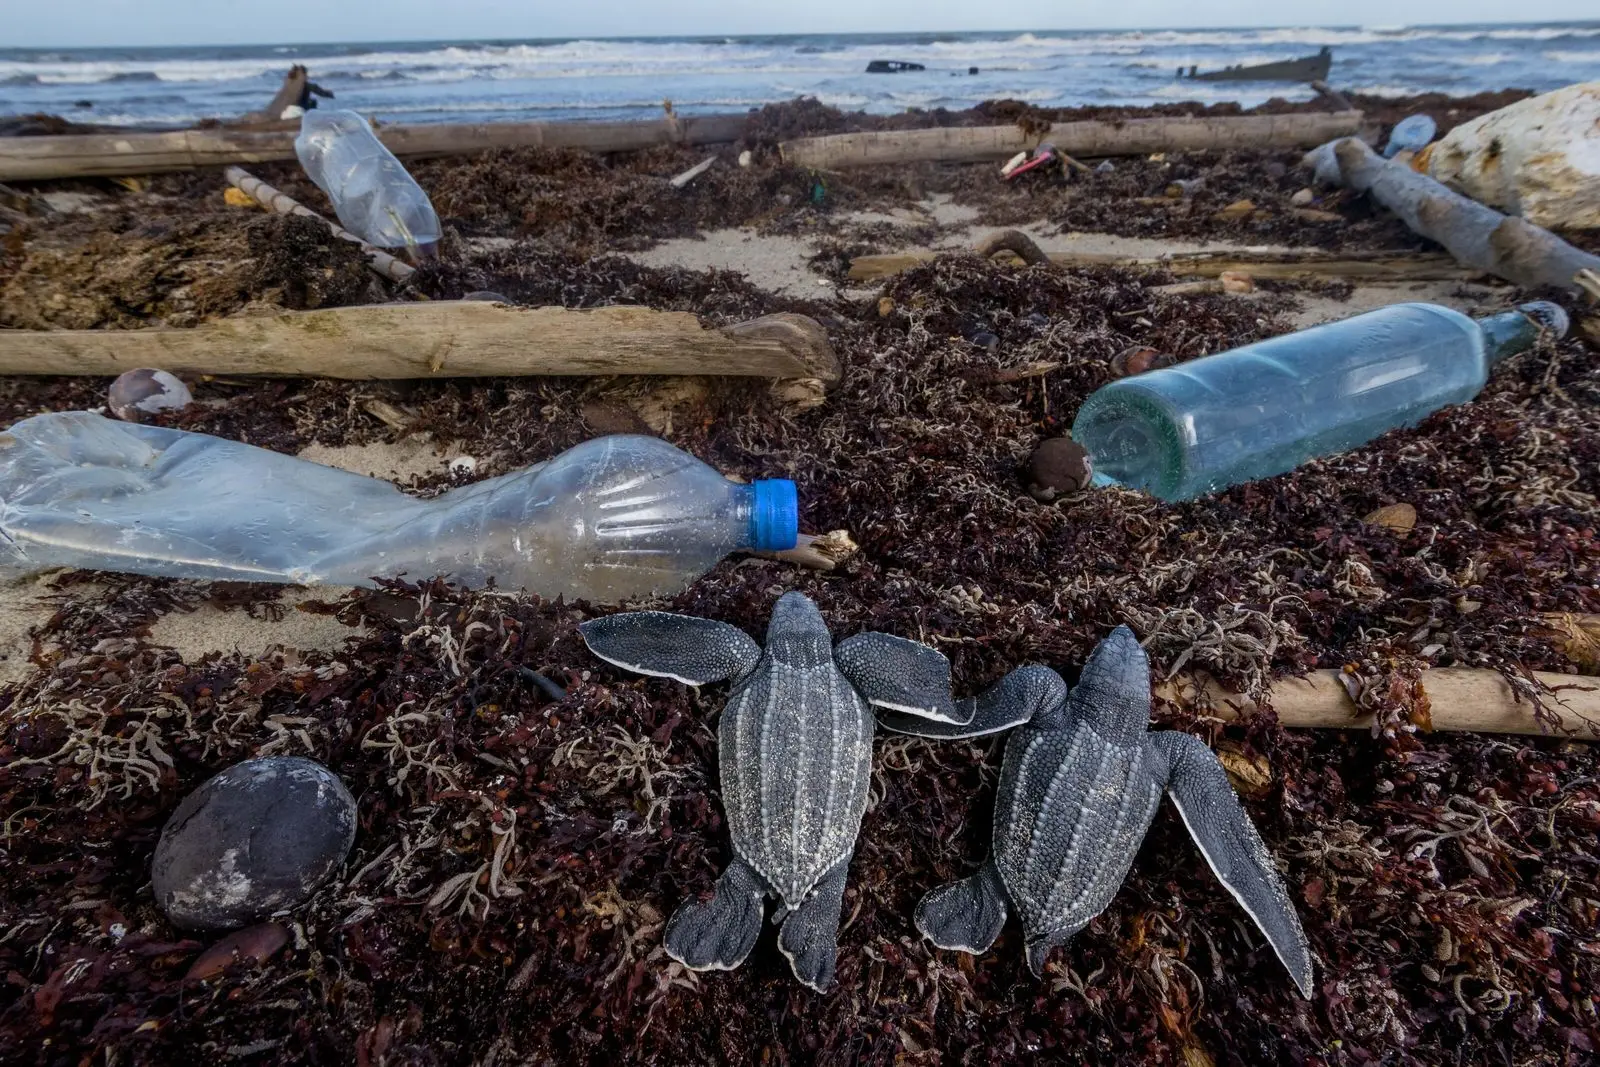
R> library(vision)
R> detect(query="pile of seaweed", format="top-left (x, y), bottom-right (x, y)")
top-left (1, 238), bottom-right (1597, 1064)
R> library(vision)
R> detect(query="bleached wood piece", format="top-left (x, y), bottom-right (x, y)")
top-left (0, 306), bottom-right (843, 382)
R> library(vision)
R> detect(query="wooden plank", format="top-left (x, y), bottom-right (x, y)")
top-left (781, 111), bottom-right (1363, 169)
top-left (847, 247), bottom-right (1476, 283)
top-left (0, 305), bottom-right (842, 382)
top-left (0, 113), bottom-right (753, 181)
top-left (1161, 668), bottom-right (1600, 738)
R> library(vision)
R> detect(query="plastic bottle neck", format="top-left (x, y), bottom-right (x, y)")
top-left (1480, 301), bottom-right (1570, 368)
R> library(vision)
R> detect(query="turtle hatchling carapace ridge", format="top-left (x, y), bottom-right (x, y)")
top-left (578, 590), bottom-right (1036, 992)
top-left (882, 625), bottom-right (1315, 997)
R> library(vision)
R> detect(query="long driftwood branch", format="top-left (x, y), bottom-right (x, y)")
top-left (1160, 669), bottom-right (1600, 738)
top-left (848, 245), bottom-right (1473, 283)
top-left (0, 306), bottom-right (842, 382)
top-left (782, 110), bottom-right (1363, 169)
top-left (1306, 136), bottom-right (1600, 292)
top-left (0, 113), bottom-right (752, 182)
top-left (225, 166), bottom-right (415, 283)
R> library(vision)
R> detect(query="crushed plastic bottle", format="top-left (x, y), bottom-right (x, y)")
top-left (1383, 114), bottom-right (1437, 159)
top-left (0, 413), bottom-right (798, 603)
top-left (1071, 301), bottom-right (1568, 502)
top-left (294, 109), bottom-right (441, 253)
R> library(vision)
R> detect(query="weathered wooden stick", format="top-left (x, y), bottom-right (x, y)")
top-left (224, 166), bottom-right (415, 283)
top-left (1160, 669), bottom-right (1600, 738)
top-left (848, 247), bottom-right (1474, 283)
top-left (782, 110), bottom-right (1363, 169)
top-left (0, 306), bottom-right (843, 382)
top-left (668, 156), bottom-right (716, 189)
top-left (1306, 136), bottom-right (1600, 292)
top-left (0, 113), bottom-right (753, 182)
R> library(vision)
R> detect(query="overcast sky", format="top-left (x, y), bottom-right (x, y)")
top-left (7, 1), bottom-right (1597, 48)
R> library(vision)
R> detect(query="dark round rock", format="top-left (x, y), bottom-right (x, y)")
top-left (153, 757), bottom-right (357, 932)
top-left (108, 368), bottom-right (192, 422)
top-left (1028, 437), bottom-right (1094, 498)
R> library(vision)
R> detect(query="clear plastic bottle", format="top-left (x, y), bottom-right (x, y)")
top-left (0, 413), bottom-right (797, 603)
top-left (294, 109), bottom-right (441, 253)
top-left (1071, 301), bottom-right (1567, 503)
top-left (1383, 114), bottom-right (1437, 159)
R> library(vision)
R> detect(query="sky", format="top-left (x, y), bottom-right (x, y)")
top-left (4, 0), bottom-right (1597, 48)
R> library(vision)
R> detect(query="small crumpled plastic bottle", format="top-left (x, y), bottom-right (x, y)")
top-left (294, 109), bottom-right (442, 253)
top-left (0, 413), bottom-right (798, 603)
top-left (1383, 114), bottom-right (1437, 159)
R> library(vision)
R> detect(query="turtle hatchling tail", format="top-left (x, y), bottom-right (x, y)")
top-left (913, 861), bottom-right (1008, 955)
top-left (664, 859), bottom-right (766, 973)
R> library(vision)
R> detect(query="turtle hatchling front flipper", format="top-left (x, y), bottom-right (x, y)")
top-left (579, 611), bottom-right (762, 686)
top-left (1149, 731), bottom-right (1314, 998)
top-left (876, 664), bottom-right (1067, 739)
top-left (834, 631), bottom-right (960, 722)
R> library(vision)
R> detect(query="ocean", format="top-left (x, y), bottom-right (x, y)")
top-left (3, 24), bottom-right (1600, 129)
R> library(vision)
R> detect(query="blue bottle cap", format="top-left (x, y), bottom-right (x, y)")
top-left (750, 480), bottom-right (799, 551)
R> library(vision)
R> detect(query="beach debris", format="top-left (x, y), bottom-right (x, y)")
top-left (1149, 270), bottom-right (1254, 296)
top-left (1305, 135), bottom-right (1600, 291)
top-left (0, 414), bottom-right (799, 602)
top-left (461, 290), bottom-right (512, 302)
top-left (153, 757), bottom-right (357, 932)
top-left (737, 149), bottom-right (753, 168)
top-left (972, 229), bottom-right (1050, 266)
top-left (865, 60), bottom-right (925, 73)
top-left (1363, 501), bottom-right (1418, 533)
top-left (1212, 197), bottom-right (1256, 221)
top-left (1001, 143), bottom-right (1060, 180)
top-left (1, 304), bottom-right (842, 382)
top-left (1027, 437), bottom-right (1093, 501)
top-left (225, 165), bottom-right (416, 283)
top-left (1165, 177), bottom-right (1205, 197)
top-left (1094, 159), bottom-right (1115, 174)
top-left (1182, 45), bottom-right (1331, 83)
top-left (668, 156), bottom-right (716, 189)
top-left (222, 186), bottom-right (256, 208)
top-left (579, 591), bottom-right (1005, 991)
top-left (185, 922), bottom-right (291, 983)
top-left (1072, 301), bottom-right (1566, 502)
top-left (1289, 187), bottom-right (1315, 206)
top-left (1160, 664), bottom-right (1600, 737)
top-left (294, 109), bottom-right (441, 257)
top-left (1536, 613), bottom-right (1600, 674)
top-left (107, 368), bottom-right (192, 422)
top-left (1414, 82), bottom-right (1600, 230)
top-left (882, 627), bottom-right (1313, 995)
top-left (760, 529), bottom-right (859, 571)
top-left (778, 111), bottom-right (1362, 169)
top-left (1383, 113), bottom-right (1437, 159)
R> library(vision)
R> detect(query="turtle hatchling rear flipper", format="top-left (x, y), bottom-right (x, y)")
top-left (876, 664), bottom-right (1067, 738)
top-left (834, 631), bottom-right (959, 722)
top-left (1150, 731), bottom-right (1314, 998)
top-left (914, 860), bottom-right (1009, 954)
top-left (664, 858), bottom-right (768, 973)
top-left (777, 859), bottom-right (851, 992)
top-left (579, 612), bottom-right (761, 686)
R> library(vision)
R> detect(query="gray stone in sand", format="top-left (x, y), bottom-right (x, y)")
top-left (880, 625), bottom-right (1315, 997)
top-left (153, 756), bottom-right (357, 932)
top-left (579, 591), bottom-right (1014, 992)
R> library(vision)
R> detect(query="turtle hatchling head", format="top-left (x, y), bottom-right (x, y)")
top-left (764, 591), bottom-right (832, 668)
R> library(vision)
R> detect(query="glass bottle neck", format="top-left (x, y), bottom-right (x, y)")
top-left (1479, 302), bottom-right (1568, 368)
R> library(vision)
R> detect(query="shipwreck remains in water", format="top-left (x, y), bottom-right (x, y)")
top-left (866, 60), bottom-right (926, 74)
top-left (1180, 46), bottom-right (1332, 83)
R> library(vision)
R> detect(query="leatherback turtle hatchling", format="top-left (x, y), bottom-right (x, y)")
top-left (579, 591), bottom-right (994, 992)
top-left (879, 625), bottom-right (1314, 996)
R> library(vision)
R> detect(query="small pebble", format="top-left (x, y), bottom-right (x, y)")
top-left (970, 331), bottom-right (1000, 353)
top-left (1264, 161), bottom-right (1287, 179)
top-left (738, 150), bottom-right (753, 168)
top-left (185, 921), bottom-right (290, 983)
top-left (1290, 187), bottom-right (1316, 206)
top-left (1109, 345), bottom-right (1174, 378)
top-left (1094, 160), bottom-right (1115, 174)
top-left (108, 369), bottom-right (192, 423)
top-left (153, 756), bottom-right (357, 932)
top-left (449, 455), bottom-right (478, 474)
top-left (1027, 437), bottom-right (1094, 500)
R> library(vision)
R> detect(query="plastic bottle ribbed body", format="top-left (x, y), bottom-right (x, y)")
top-left (1071, 303), bottom-right (1496, 502)
top-left (293, 110), bottom-right (441, 250)
top-left (0, 417), bottom-right (794, 604)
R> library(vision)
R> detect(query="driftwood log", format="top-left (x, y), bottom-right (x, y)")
top-left (781, 110), bottom-right (1363, 169)
top-left (0, 113), bottom-right (752, 182)
top-left (225, 166), bottom-right (415, 282)
top-left (0, 305), bottom-right (842, 382)
top-left (848, 244), bottom-right (1474, 283)
top-left (1306, 136), bottom-right (1600, 292)
top-left (1161, 669), bottom-right (1599, 739)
